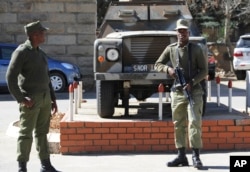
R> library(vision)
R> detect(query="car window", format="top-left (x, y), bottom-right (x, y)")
top-left (237, 37), bottom-right (250, 48)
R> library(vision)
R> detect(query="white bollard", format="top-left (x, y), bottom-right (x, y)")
top-left (228, 80), bottom-right (232, 112)
top-left (78, 81), bottom-right (83, 108)
top-left (158, 83), bottom-right (164, 120)
top-left (73, 81), bottom-right (78, 114)
top-left (68, 84), bottom-right (74, 121)
top-left (216, 76), bottom-right (220, 107)
top-left (165, 92), bottom-right (170, 102)
top-left (207, 77), bottom-right (211, 101)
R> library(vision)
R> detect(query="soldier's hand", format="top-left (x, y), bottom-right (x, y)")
top-left (167, 67), bottom-right (176, 79)
top-left (51, 101), bottom-right (58, 115)
top-left (21, 97), bottom-right (34, 108)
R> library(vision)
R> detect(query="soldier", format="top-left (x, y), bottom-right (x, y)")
top-left (154, 19), bottom-right (208, 169)
top-left (6, 21), bottom-right (59, 172)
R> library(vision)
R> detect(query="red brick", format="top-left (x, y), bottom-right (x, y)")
top-left (203, 143), bottom-right (218, 150)
top-left (210, 126), bottom-right (226, 132)
top-left (203, 120), bottom-right (217, 126)
top-left (102, 134), bottom-right (117, 140)
top-left (94, 128), bottom-right (109, 133)
top-left (68, 121), bottom-right (84, 128)
top-left (61, 140), bottom-right (80, 146)
top-left (237, 132), bottom-right (250, 137)
top-left (235, 144), bottom-right (250, 149)
top-left (60, 128), bottom-right (76, 134)
top-left (202, 126), bottom-right (209, 132)
top-left (69, 134), bottom-right (84, 140)
top-left (118, 122), bottom-right (135, 127)
top-left (135, 122), bottom-right (151, 127)
top-left (227, 126), bottom-right (243, 132)
top-left (203, 132), bottom-right (218, 138)
top-left (68, 146), bottom-right (85, 153)
top-left (134, 133), bottom-right (150, 139)
top-left (110, 139), bottom-right (126, 145)
top-left (144, 139), bottom-right (159, 145)
top-left (227, 137), bottom-right (243, 144)
top-left (135, 145), bottom-right (151, 151)
top-left (110, 127), bottom-right (126, 133)
top-left (160, 139), bottom-right (173, 145)
top-left (94, 139), bottom-right (109, 146)
top-left (127, 127), bottom-right (143, 133)
top-left (102, 145), bottom-right (119, 151)
top-left (218, 132), bottom-right (234, 138)
top-left (151, 133), bottom-right (167, 139)
top-left (60, 122), bottom-right (68, 128)
top-left (119, 145), bottom-right (135, 151)
top-left (159, 127), bottom-right (172, 133)
top-left (151, 121), bottom-right (168, 127)
top-left (118, 134), bottom-right (134, 139)
top-left (210, 138), bottom-right (227, 144)
top-left (152, 145), bottom-right (168, 151)
top-left (127, 139), bottom-right (143, 145)
top-left (60, 134), bottom-right (68, 141)
top-left (218, 120), bottom-right (235, 126)
top-left (244, 126), bottom-right (250, 131)
top-left (244, 138), bottom-right (250, 143)
top-left (101, 122), bottom-right (119, 128)
top-left (85, 122), bottom-right (102, 128)
top-left (84, 146), bottom-right (102, 152)
top-left (77, 128), bottom-right (93, 134)
top-left (167, 133), bottom-right (175, 139)
top-left (85, 134), bottom-right (102, 140)
top-left (218, 144), bottom-right (235, 150)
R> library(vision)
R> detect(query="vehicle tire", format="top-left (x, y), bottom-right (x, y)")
top-left (235, 70), bottom-right (246, 80)
top-left (50, 72), bottom-right (66, 92)
top-left (96, 80), bottom-right (115, 118)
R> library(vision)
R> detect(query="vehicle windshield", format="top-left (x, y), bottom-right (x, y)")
top-left (236, 37), bottom-right (250, 48)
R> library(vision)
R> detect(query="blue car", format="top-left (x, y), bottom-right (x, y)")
top-left (0, 43), bottom-right (82, 92)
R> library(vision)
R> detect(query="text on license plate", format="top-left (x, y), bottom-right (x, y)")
top-left (133, 64), bottom-right (148, 72)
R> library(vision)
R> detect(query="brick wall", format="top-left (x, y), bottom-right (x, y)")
top-left (0, 0), bottom-right (96, 89)
top-left (60, 119), bottom-right (250, 154)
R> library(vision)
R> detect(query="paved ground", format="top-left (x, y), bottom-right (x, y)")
top-left (1, 77), bottom-right (250, 171)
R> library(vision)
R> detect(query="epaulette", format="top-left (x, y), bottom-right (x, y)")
top-left (169, 42), bottom-right (178, 47)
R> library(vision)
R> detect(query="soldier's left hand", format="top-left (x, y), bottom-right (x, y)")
top-left (51, 101), bottom-right (58, 115)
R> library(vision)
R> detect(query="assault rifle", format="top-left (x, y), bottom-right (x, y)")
top-left (174, 67), bottom-right (196, 120)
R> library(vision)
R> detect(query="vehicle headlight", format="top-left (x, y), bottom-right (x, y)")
top-left (61, 63), bottom-right (74, 69)
top-left (106, 48), bottom-right (119, 61)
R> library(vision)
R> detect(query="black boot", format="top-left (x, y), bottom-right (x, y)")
top-left (40, 158), bottom-right (59, 172)
top-left (18, 161), bottom-right (27, 172)
top-left (192, 148), bottom-right (203, 169)
top-left (167, 147), bottom-right (189, 167)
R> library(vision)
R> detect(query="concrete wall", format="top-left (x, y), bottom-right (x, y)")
top-left (0, 0), bottom-right (96, 90)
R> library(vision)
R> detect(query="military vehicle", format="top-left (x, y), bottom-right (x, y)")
top-left (94, 0), bottom-right (205, 118)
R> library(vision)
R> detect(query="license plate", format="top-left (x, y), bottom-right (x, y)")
top-left (133, 64), bottom-right (149, 72)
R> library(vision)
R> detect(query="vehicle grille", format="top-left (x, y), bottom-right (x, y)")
top-left (123, 36), bottom-right (171, 65)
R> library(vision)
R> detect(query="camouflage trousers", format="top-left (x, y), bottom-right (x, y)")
top-left (170, 88), bottom-right (203, 149)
